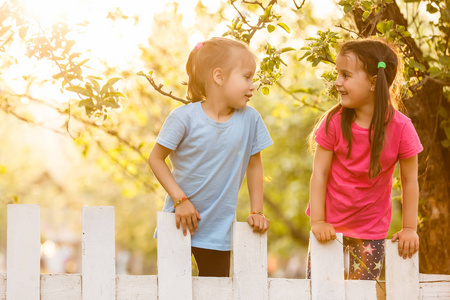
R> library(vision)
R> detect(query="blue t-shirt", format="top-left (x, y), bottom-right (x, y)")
top-left (156, 102), bottom-right (273, 250)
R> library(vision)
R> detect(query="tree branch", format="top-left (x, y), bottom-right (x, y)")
top-left (368, 0), bottom-right (385, 36)
top-left (139, 73), bottom-right (190, 105)
top-left (292, 0), bottom-right (306, 10)
top-left (275, 82), bottom-right (326, 111)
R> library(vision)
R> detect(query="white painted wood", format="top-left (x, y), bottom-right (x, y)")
top-left (157, 211), bottom-right (192, 300)
top-left (232, 222), bottom-right (268, 300)
top-left (385, 240), bottom-right (419, 300)
top-left (0, 273), bottom-right (5, 300)
top-left (192, 277), bottom-right (232, 300)
top-left (345, 280), bottom-right (377, 300)
top-left (6, 204), bottom-right (40, 300)
top-left (40, 274), bottom-right (81, 300)
top-left (310, 232), bottom-right (345, 300)
top-left (419, 273), bottom-right (450, 299)
top-left (116, 275), bottom-right (157, 300)
top-left (419, 273), bottom-right (450, 282)
top-left (82, 206), bottom-right (115, 300)
top-left (268, 278), bottom-right (311, 300)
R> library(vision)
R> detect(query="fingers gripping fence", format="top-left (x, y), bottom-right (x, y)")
top-left (1, 205), bottom-right (449, 299)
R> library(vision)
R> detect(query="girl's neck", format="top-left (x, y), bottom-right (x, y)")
top-left (201, 99), bottom-right (234, 123)
top-left (353, 106), bottom-right (374, 129)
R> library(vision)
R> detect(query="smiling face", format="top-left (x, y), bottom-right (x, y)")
top-left (221, 49), bottom-right (256, 109)
top-left (335, 51), bottom-right (375, 112)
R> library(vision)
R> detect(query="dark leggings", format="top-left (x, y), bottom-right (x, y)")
top-left (191, 247), bottom-right (231, 277)
top-left (307, 237), bottom-right (385, 280)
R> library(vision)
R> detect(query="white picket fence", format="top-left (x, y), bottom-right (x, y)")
top-left (1, 204), bottom-right (449, 299)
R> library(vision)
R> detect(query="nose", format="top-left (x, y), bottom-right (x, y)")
top-left (250, 80), bottom-right (255, 91)
top-left (335, 75), bottom-right (342, 87)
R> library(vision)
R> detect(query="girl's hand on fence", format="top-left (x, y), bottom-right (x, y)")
top-left (391, 228), bottom-right (419, 259)
top-left (175, 200), bottom-right (201, 236)
top-left (311, 221), bottom-right (336, 243)
top-left (247, 213), bottom-right (270, 233)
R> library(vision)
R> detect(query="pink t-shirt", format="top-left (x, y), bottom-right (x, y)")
top-left (306, 109), bottom-right (423, 240)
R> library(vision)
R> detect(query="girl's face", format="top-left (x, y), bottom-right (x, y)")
top-left (221, 50), bottom-right (256, 109)
top-left (335, 51), bottom-right (375, 112)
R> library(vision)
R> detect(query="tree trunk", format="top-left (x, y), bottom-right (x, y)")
top-left (353, 2), bottom-right (450, 274)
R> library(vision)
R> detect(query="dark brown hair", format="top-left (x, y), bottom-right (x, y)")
top-left (185, 37), bottom-right (254, 102)
top-left (311, 38), bottom-right (401, 178)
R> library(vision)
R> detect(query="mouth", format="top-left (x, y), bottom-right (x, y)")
top-left (245, 94), bottom-right (252, 100)
top-left (338, 91), bottom-right (348, 96)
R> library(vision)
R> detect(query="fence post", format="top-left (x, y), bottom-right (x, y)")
top-left (310, 232), bottom-right (344, 300)
top-left (157, 212), bottom-right (192, 300)
top-left (385, 240), bottom-right (419, 300)
top-left (82, 206), bottom-right (115, 300)
top-left (6, 204), bottom-right (41, 300)
top-left (232, 222), bottom-right (268, 300)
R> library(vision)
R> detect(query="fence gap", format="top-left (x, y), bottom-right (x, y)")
top-left (82, 206), bottom-right (115, 300)
top-left (310, 232), bottom-right (345, 300)
top-left (385, 240), bottom-right (419, 299)
top-left (157, 211), bottom-right (192, 300)
top-left (6, 204), bottom-right (40, 300)
top-left (232, 222), bottom-right (268, 300)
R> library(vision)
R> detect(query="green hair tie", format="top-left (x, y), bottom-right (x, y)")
top-left (378, 61), bottom-right (386, 69)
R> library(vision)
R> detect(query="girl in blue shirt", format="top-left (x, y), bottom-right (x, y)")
top-left (149, 37), bottom-right (272, 277)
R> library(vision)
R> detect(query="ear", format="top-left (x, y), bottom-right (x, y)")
top-left (212, 68), bottom-right (224, 86)
top-left (370, 75), bottom-right (377, 92)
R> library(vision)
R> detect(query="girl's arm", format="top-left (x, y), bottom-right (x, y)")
top-left (246, 152), bottom-right (270, 233)
top-left (310, 145), bottom-right (336, 242)
top-left (148, 143), bottom-right (200, 236)
top-left (391, 155), bottom-right (420, 258)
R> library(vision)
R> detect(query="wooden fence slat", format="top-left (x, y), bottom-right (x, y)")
top-left (157, 211), bottom-right (192, 300)
top-left (40, 274), bottom-right (81, 300)
top-left (345, 280), bottom-right (377, 300)
top-left (0, 273), bottom-right (5, 300)
top-left (385, 240), bottom-right (419, 300)
top-left (82, 206), bottom-right (115, 300)
top-left (310, 232), bottom-right (345, 300)
top-left (7, 204), bottom-right (40, 300)
top-left (192, 277), bottom-right (232, 300)
top-left (268, 278), bottom-right (311, 300)
top-left (232, 222), bottom-right (268, 300)
top-left (116, 275), bottom-right (157, 300)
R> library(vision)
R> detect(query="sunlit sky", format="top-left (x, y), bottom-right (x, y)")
top-left (17, 0), bottom-right (339, 70)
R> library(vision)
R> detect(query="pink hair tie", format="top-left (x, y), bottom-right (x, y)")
top-left (195, 42), bottom-right (203, 50)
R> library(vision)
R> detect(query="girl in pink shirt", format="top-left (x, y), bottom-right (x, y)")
top-left (307, 38), bottom-right (423, 280)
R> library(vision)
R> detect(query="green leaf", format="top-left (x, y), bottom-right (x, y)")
top-left (377, 20), bottom-right (386, 33)
top-left (262, 87), bottom-right (270, 95)
top-left (267, 24), bottom-right (275, 33)
top-left (343, 5), bottom-right (353, 14)
top-left (277, 23), bottom-right (290, 34)
top-left (66, 86), bottom-right (94, 97)
top-left (78, 98), bottom-right (94, 108)
top-left (441, 139), bottom-right (450, 148)
top-left (281, 47), bottom-right (296, 53)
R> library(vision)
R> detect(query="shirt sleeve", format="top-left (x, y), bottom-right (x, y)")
top-left (156, 111), bottom-right (186, 150)
top-left (315, 117), bottom-right (337, 151)
top-left (251, 113), bottom-right (273, 155)
top-left (398, 120), bottom-right (423, 159)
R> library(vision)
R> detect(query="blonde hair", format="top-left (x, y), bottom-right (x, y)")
top-left (186, 37), bottom-right (254, 102)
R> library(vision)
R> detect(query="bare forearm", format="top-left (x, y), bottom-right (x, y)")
top-left (247, 154), bottom-right (264, 212)
top-left (401, 180), bottom-right (419, 230)
top-left (149, 157), bottom-right (186, 200)
top-left (309, 173), bottom-right (327, 223)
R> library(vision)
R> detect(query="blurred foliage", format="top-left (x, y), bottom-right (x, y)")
top-left (1, 0), bottom-right (449, 275)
